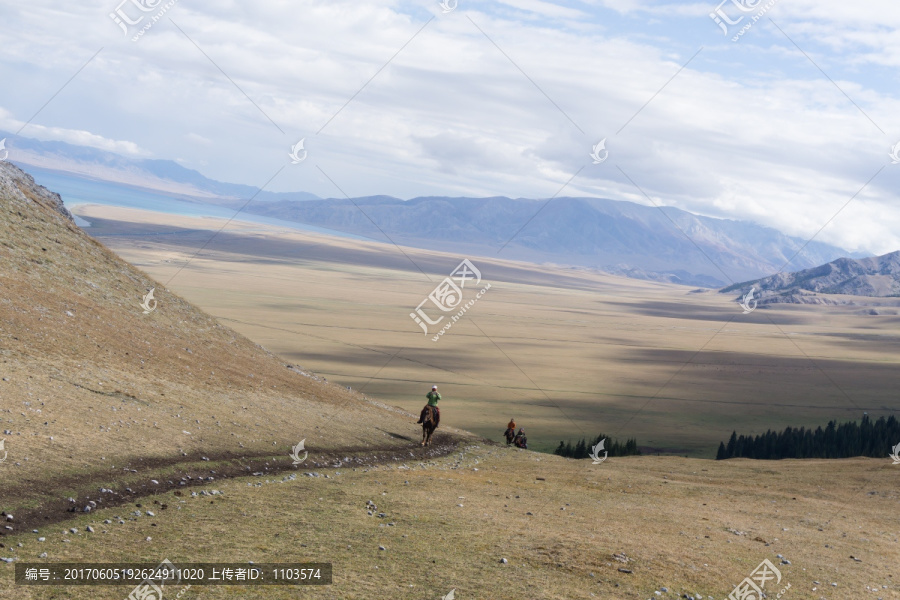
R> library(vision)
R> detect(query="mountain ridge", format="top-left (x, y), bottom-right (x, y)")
top-left (722, 250), bottom-right (900, 304)
top-left (244, 194), bottom-right (860, 286)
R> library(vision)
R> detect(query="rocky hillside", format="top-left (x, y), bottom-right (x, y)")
top-left (722, 250), bottom-right (900, 304)
top-left (0, 164), bottom-right (73, 221)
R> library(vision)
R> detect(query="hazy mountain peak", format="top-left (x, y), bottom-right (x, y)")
top-left (723, 250), bottom-right (900, 300)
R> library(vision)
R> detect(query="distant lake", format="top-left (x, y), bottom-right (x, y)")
top-left (24, 166), bottom-right (370, 241)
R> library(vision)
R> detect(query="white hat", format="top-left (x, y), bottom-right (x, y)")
top-left (432, 385), bottom-right (437, 390)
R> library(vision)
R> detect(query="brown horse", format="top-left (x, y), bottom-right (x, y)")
top-left (421, 405), bottom-right (439, 446)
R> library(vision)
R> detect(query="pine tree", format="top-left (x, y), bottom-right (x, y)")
top-left (725, 431), bottom-right (737, 458)
top-left (575, 438), bottom-right (587, 459)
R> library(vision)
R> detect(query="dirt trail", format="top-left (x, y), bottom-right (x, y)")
top-left (1, 432), bottom-right (470, 536)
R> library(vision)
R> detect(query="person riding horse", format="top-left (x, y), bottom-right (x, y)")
top-left (504, 418), bottom-right (516, 445)
top-left (513, 428), bottom-right (527, 449)
top-left (417, 385), bottom-right (441, 446)
top-left (417, 385), bottom-right (441, 427)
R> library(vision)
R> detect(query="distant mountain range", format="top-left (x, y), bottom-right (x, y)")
top-left (242, 195), bottom-right (860, 286)
top-left (3, 131), bottom-right (869, 287)
top-left (722, 250), bottom-right (900, 303)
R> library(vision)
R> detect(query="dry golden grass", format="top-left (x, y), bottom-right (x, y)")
top-left (75, 205), bottom-right (900, 455)
top-left (1, 172), bottom-right (897, 600)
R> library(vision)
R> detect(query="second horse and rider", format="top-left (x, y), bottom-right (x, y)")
top-left (416, 385), bottom-right (527, 449)
top-left (504, 418), bottom-right (527, 449)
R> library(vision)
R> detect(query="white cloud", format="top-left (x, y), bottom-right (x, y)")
top-left (184, 133), bottom-right (213, 145)
top-left (0, 108), bottom-right (147, 156)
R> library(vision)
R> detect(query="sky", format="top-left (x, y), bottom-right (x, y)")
top-left (1, 0), bottom-right (899, 254)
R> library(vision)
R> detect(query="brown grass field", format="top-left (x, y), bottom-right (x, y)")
top-left (73, 204), bottom-right (900, 456)
top-left (1, 176), bottom-right (897, 600)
